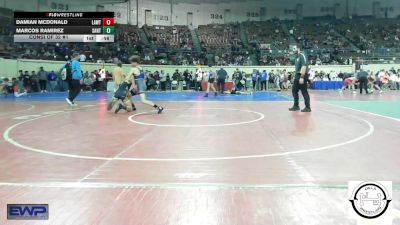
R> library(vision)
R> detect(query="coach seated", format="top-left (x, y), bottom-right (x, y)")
top-left (1, 78), bottom-right (15, 96)
top-left (82, 72), bottom-right (94, 92)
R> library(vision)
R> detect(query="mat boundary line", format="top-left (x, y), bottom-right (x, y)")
top-left (0, 182), bottom-right (399, 190)
top-left (323, 102), bottom-right (400, 122)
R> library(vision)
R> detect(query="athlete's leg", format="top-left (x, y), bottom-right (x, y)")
top-left (204, 83), bottom-right (211, 97)
top-left (139, 93), bottom-right (164, 114)
top-left (210, 82), bottom-right (217, 96)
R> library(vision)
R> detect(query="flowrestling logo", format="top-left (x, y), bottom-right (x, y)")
top-left (7, 204), bottom-right (49, 220)
top-left (349, 181), bottom-right (392, 219)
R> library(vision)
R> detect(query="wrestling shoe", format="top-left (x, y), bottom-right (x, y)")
top-left (301, 107), bottom-right (312, 113)
top-left (157, 106), bottom-right (164, 114)
top-left (288, 106), bottom-right (300, 111)
top-left (214, 92), bottom-right (218, 97)
top-left (65, 98), bottom-right (73, 107)
top-left (204, 93), bottom-right (208, 97)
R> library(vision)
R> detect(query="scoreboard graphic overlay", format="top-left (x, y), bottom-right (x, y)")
top-left (14, 12), bottom-right (114, 43)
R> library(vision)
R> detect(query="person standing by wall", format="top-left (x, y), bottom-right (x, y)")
top-left (178, 71), bottom-right (184, 91)
top-left (22, 71), bottom-right (31, 93)
top-left (274, 70), bottom-right (281, 92)
top-left (183, 70), bottom-right (190, 90)
top-left (235, 69), bottom-right (244, 91)
top-left (187, 71), bottom-right (193, 90)
top-left (159, 70), bottom-right (167, 91)
top-left (195, 68), bottom-right (203, 91)
top-left (269, 69), bottom-right (275, 90)
top-left (31, 71), bottom-right (39, 92)
top-left (38, 67), bottom-right (48, 93)
top-left (17, 70), bottom-right (24, 93)
top-left (256, 70), bottom-right (261, 91)
top-left (281, 69), bottom-right (289, 90)
top-left (252, 69), bottom-right (258, 91)
top-left (47, 70), bottom-right (57, 92)
top-left (289, 46), bottom-right (311, 112)
top-left (260, 70), bottom-right (268, 91)
top-left (217, 67), bottom-right (227, 94)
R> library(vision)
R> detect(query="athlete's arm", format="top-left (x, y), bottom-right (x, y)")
top-left (130, 71), bottom-right (136, 90)
top-left (300, 66), bottom-right (307, 78)
top-left (300, 54), bottom-right (307, 78)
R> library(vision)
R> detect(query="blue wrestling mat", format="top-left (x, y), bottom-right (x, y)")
top-left (0, 91), bottom-right (291, 102)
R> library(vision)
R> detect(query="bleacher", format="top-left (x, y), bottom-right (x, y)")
top-left (196, 24), bottom-right (241, 51)
top-left (288, 21), bottom-right (351, 51)
top-left (1, 12), bottom-right (400, 66)
top-left (245, 20), bottom-right (290, 50)
top-left (335, 19), bottom-right (400, 50)
top-left (143, 25), bottom-right (193, 51)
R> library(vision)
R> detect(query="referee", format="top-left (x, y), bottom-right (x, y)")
top-left (357, 69), bottom-right (370, 94)
top-left (289, 46), bottom-right (311, 112)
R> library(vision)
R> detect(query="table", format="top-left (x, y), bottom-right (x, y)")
top-left (201, 81), bottom-right (234, 91)
top-left (312, 81), bottom-right (343, 90)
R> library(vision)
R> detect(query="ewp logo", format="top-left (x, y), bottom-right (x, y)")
top-left (7, 204), bottom-right (49, 220)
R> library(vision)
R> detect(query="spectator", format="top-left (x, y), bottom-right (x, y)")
top-left (172, 69), bottom-right (182, 91)
top-left (159, 70), bottom-right (167, 91)
top-left (22, 71), bottom-right (31, 93)
top-left (260, 70), bottom-right (268, 91)
top-left (251, 69), bottom-right (258, 91)
top-left (38, 66), bottom-right (48, 92)
top-left (166, 73), bottom-right (171, 90)
top-left (47, 70), bottom-right (57, 92)
top-left (80, 53), bottom-right (86, 62)
top-left (1, 78), bottom-right (12, 96)
top-left (183, 70), bottom-right (190, 90)
top-left (83, 72), bottom-right (94, 91)
top-left (274, 70), bottom-right (281, 92)
top-left (177, 71), bottom-right (184, 91)
top-left (195, 68), bottom-right (203, 91)
top-left (146, 73), bottom-right (157, 91)
top-left (31, 71), bottom-right (39, 92)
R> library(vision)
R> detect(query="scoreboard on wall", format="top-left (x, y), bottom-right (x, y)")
top-left (13, 12), bottom-right (115, 43)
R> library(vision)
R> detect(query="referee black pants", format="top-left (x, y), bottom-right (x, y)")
top-left (358, 77), bottom-right (369, 94)
top-left (217, 79), bottom-right (225, 93)
top-left (292, 75), bottom-right (310, 109)
top-left (39, 80), bottom-right (46, 91)
top-left (68, 79), bottom-right (81, 102)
